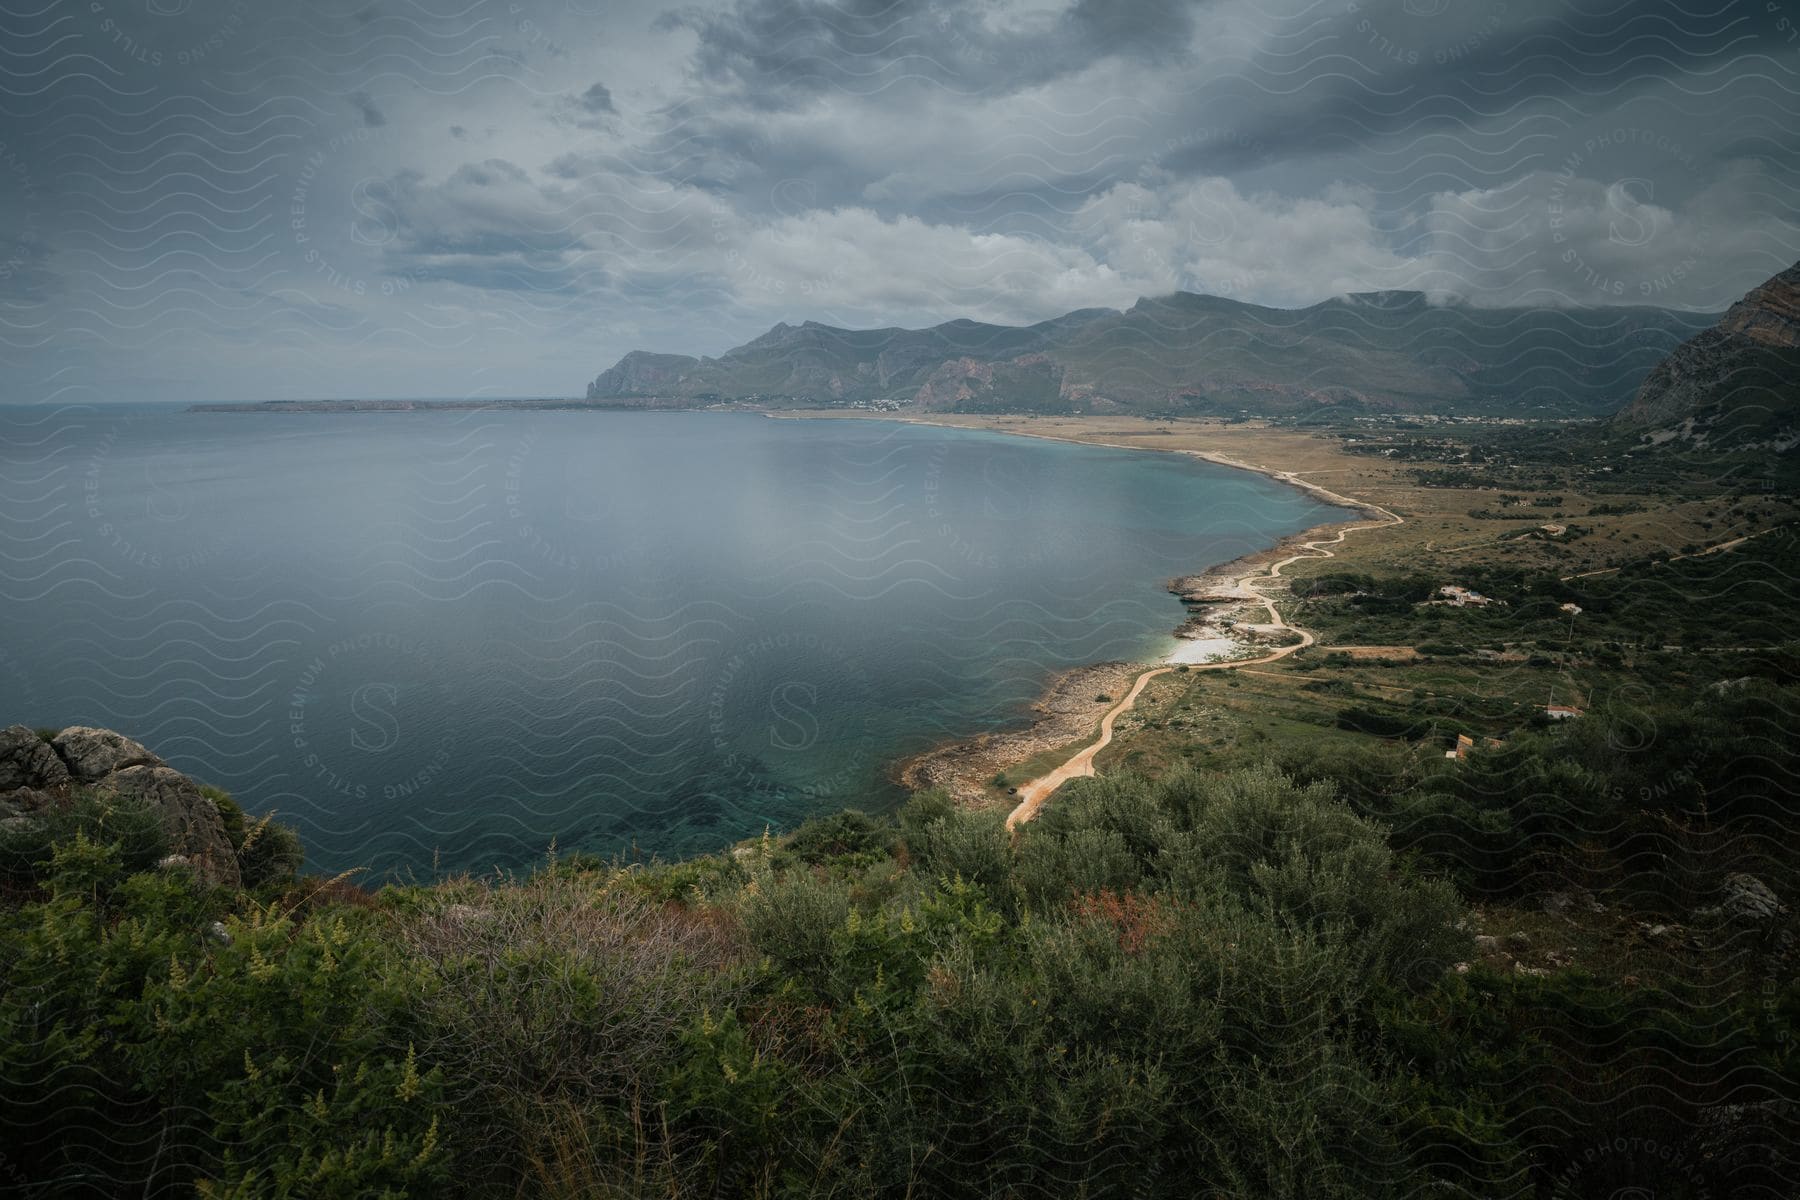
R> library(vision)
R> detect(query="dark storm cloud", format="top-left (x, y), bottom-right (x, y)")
top-left (1150, 0), bottom-right (1795, 182)
top-left (658, 0), bottom-right (1204, 110)
top-left (0, 0), bottom-right (1796, 402)
top-left (580, 82), bottom-right (616, 113)
top-left (349, 90), bottom-right (388, 128)
top-left (1066, 0), bottom-right (1197, 61)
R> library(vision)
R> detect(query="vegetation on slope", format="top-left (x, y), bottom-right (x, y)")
top-left (1, 694), bottom-right (1795, 1198)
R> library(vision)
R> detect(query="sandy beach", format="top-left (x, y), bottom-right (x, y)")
top-left (1163, 635), bottom-right (1248, 664)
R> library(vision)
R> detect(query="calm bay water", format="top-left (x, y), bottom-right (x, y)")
top-left (0, 407), bottom-right (1346, 874)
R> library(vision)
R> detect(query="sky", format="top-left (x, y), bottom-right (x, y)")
top-left (1, 0), bottom-right (1797, 403)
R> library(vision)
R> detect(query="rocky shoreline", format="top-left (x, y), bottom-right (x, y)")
top-left (893, 660), bottom-right (1145, 808)
top-left (882, 442), bottom-right (1385, 809)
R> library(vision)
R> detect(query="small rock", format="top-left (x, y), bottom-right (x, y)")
top-left (1541, 888), bottom-right (1604, 915)
top-left (51, 726), bottom-right (164, 783)
top-left (208, 920), bottom-right (232, 945)
top-left (1646, 923), bottom-right (1671, 938)
top-left (0, 787), bottom-right (60, 820)
top-left (1719, 873), bottom-right (1788, 922)
top-left (1452, 962), bottom-right (1471, 974)
top-left (1696, 873), bottom-right (1789, 924)
top-left (0, 724), bottom-right (71, 795)
top-left (1513, 961), bottom-right (1551, 977)
top-left (1473, 934), bottom-right (1500, 952)
top-left (1501, 932), bottom-right (1532, 954)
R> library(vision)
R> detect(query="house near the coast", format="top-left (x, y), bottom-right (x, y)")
top-left (1437, 585), bottom-right (1503, 608)
top-left (1445, 733), bottom-right (1505, 759)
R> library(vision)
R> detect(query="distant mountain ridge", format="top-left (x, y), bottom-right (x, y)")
top-left (588, 291), bottom-right (1716, 419)
top-left (1620, 261), bottom-right (1800, 452)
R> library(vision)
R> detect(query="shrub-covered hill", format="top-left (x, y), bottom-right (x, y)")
top-left (0, 714), bottom-right (1795, 1198)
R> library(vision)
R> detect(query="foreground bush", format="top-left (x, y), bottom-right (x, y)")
top-left (0, 837), bottom-right (445, 1197)
top-left (0, 761), bottom-right (1790, 1197)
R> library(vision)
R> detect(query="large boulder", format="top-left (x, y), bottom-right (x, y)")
top-left (91, 765), bottom-right (240, 889)
top-left (1703, 873), bottom-right (1789, 924)
top-left (0, 724), bottom-right (72, 822)
top-left (0, 724), bottom-right (71, 794)
top-left (51, 725), bottom-right (164, 783)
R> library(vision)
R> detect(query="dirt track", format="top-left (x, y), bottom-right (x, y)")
top-left (1005, 481), bottom-right (1403, 829)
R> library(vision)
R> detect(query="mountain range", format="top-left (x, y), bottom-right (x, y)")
top-left (1618, 262), bottom-right (1800, 452)
top-left (588, 291), bottom-right (1718, 419)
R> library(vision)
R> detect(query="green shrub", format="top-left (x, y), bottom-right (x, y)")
top-left (0, 850), bottom-right (447, 1197)
top-left (0, 789), bottom-right (169, 884)
top-left (236, 817), bottom-right (305, 891)
top-left (1014, 824), bottom-right (1141, 906)
top-left (396, 876), bottom-right (746, 1193)
top-left (784, 807), bottom-right (893, 866)
top-left (739, 867), bottom-right (853, 983)
top-left (897, 788), bottom-right (955, 852)
top-left (915, 807), bottom-right (1012, 901)
top-left (199, 783), bottom-right (246, 843)
top-left (627, 852), bottom-right (746, 904)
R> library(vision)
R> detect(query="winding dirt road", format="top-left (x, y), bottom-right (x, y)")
top-left (1004, 474), bottom-right (1402, 830)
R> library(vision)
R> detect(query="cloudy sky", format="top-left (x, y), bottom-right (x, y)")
top-left (2, 0), bottom-right (1797, 402)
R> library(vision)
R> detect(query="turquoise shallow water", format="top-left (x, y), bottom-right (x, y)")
top-left (0, 408), bottom-right (1347, 874)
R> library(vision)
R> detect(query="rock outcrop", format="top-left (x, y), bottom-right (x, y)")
top-left (0, 725), bottom-right (70, 801)
top-left (1620, 261), bottom-right (1800, 449)
top-left (1715, 264), bottom-right (1800, 348)
top-left (51, 725), bottom-right (165, 782)
top-left (909, 354), bottom-right (1065, 412)
top-left (1699, 873), bottom-right (1789, 925)
top-left (0, 723), bottom-right (240, 887)
top-left (586, 350), bottom-right (707, 402)
top-left (92, 765), bottom-right (241, 888)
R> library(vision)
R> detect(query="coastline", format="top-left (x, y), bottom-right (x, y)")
top-left (830, 412), bottom-right (1398, 808)
top-left (888, 513), bottom-right (1366, 808)
top-left (193, 401), bottom-right (1397, 814)
top-left (893, 659), bottom-right (1147, 808)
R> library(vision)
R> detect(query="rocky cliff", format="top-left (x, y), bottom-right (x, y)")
top-left (586, 351), bottom-right (713, 403)
top-left (0, 724), bottom-right (242, 886)
top-left (1621, 261), bottom-right (1800, 450)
